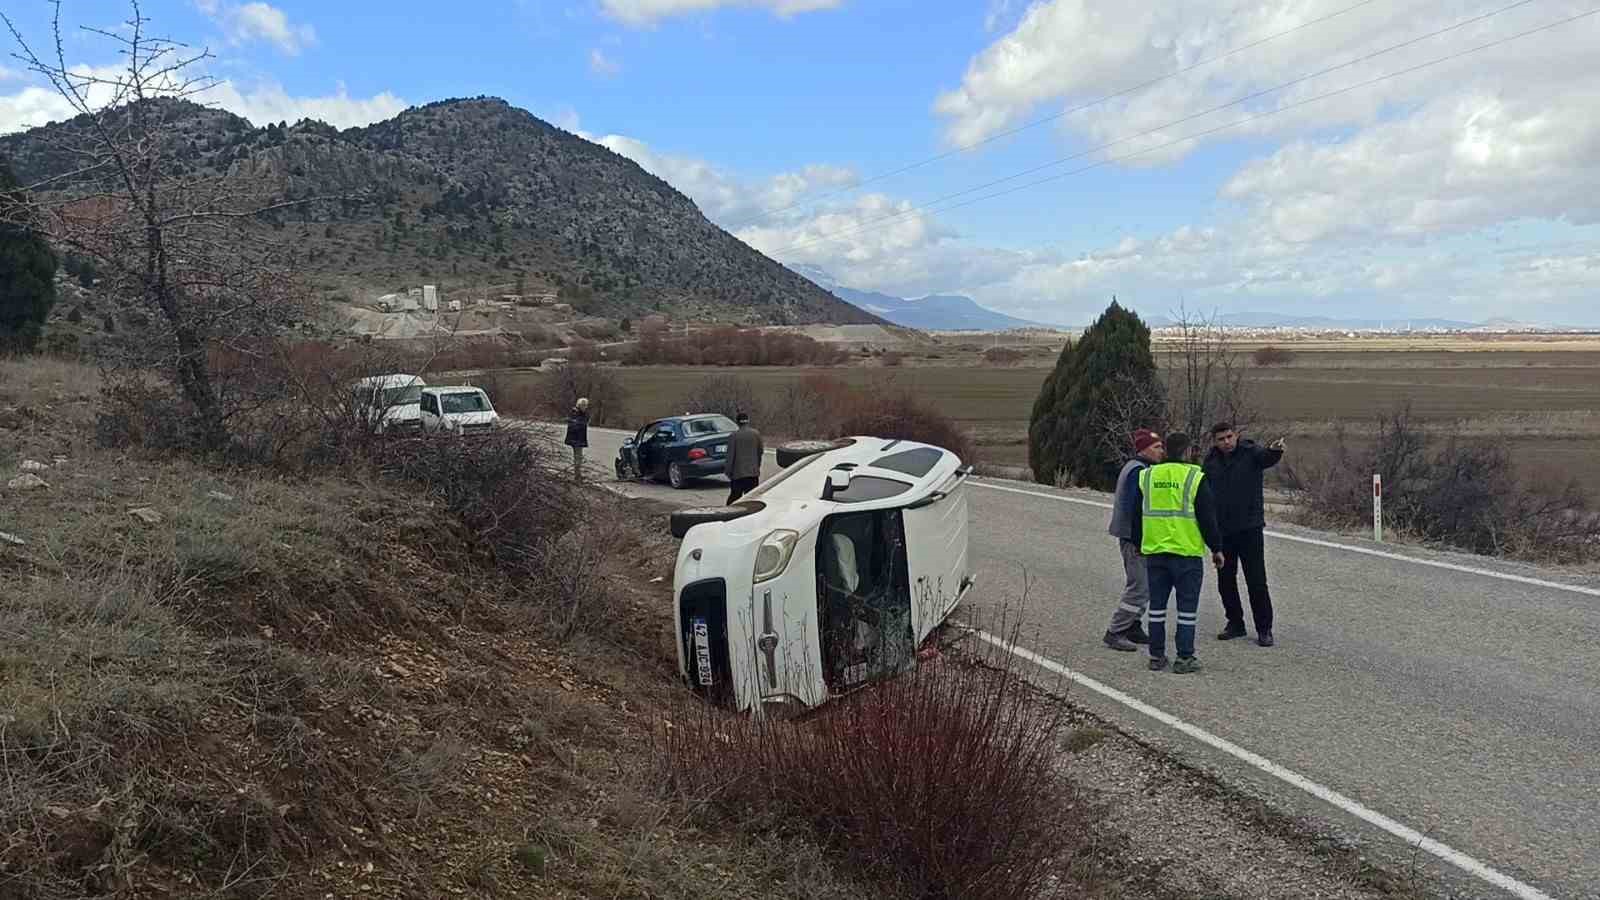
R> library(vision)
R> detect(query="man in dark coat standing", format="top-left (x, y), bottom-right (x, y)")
top-left (724, 412), bottom-right (763, 503)
top-left (564, 398), bottom-right (589, 483)
top-left (1203, 422), bottom-right (1285, 647)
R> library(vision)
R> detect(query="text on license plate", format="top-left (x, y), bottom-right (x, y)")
top-left (714, 444), bottom-right (726, 454)
top-left (692, 618), bottom-right (714, 686)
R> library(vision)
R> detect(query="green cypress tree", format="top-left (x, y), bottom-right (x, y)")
top-left (1027, 300), bottom-right (1159, 490)
top-left (0, 157), bottom-right (59, 353)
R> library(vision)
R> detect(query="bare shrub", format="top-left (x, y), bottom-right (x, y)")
top-left (1163, 304), bottom-right (1256, 440)
top-left (371, 429), bottom-right (581, 581)
top-left (1284, 405), bottom-right (1600, 562)
top-left (832, 384), bottom-right (979, 464)
top-left (673, 373), bottom-right (766, 421)
top-left (628, 325), bottom-right (847, 366)
top-left (879, 350), bottom-right (904, 367)
top-left (1253, 345), bottom-right (1296, 367)
top-left (660, 627), bottom-right (1078, 900)
top-left (981, 346), bottom-right (1025, 366)
top-left (533, 362), bottom-right (628, 426)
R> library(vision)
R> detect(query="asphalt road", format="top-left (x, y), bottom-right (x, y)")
top-left (537, 423), bottom-right (1600, 900)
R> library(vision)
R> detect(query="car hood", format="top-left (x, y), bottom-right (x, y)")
top-left (382, 405), bottom-right (422, 422)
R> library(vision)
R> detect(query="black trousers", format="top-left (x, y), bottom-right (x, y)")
top-left (1218, 526), bottom-right (1274, 633)
top-left (727, 476), bottom-right (758, 504)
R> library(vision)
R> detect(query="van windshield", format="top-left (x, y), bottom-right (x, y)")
top-left (381, 385), bottom-right (423, 406)
top-left (441, 391), bottom-right (492, 414)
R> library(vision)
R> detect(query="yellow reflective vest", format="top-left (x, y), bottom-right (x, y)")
top-left (1139, 462), bottom-right (1207, 557)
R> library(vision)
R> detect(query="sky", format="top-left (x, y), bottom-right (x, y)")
top-left (2, 0), bottom-right (1598, 326)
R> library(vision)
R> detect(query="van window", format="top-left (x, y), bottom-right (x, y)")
top-left (421, 394), bottom-right (438, 415)
top-left (831, 475), bottom-right (912, 503)
top-left (872, 447), bottom-right (944, 478)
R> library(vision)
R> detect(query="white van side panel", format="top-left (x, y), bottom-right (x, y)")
top-left (902, 481), bottom-right (972, 643)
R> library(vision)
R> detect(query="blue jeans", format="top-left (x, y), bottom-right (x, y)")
top-left (1146, 554), bottom-right (1203, 659)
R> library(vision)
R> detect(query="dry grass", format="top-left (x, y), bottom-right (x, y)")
top-left (0, 355), bottom-right (890, 898)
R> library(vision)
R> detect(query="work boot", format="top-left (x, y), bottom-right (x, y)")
top-left (1256, 630), bottom-right (1275, 648)
top-left (1103, 630), bottom-right (1137, 652)
top-left (1124, 622), bottom-right (1150, 644)
top-left (1148, 656), bottom-right (1168, 672)
top-left (1173, 656), bottom-right (1202, 674)
top-left (1217, 622), bottom-right (1248, 641)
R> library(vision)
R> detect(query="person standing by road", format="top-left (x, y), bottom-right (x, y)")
top-left (1132, 432), bottom-right (1225, 674)
top-left (564, 398), bottom-right (590, 483)
top-left (725, 411), bottom-right (763, 503)
top-left (1104, 428), bottom-right (1165, 652)
top-left (1203, 423), bottom-right (1286, 647)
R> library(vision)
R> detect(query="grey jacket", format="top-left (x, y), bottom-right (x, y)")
top-left (1108, 458), bottom-right (1150, 542)
top-left (726, 424), bottom-right (764, 480)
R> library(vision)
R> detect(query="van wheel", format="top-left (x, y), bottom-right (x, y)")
top-left (776, 438), bottom-right (853, 468)
top-left (668, 462), bottom-right (688, 489)
top-left (670, 503), bottom-right (762, 539)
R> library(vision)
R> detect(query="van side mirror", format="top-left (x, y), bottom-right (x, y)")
top-left (822, 469), bottom-right (850, 501)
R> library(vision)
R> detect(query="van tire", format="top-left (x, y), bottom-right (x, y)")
top-left (670, 504), bottom-right (761, 539)
top-left (775, 438), bottom-right (853, 468)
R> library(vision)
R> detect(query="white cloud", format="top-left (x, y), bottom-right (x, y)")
top-left (599, 0), bottom-right (843, 28)
top-left (0, 68), bottom-right (404, 134)
top-left (203, 2), bottom-right (317, 55)
top-left (0, 65), bottom-right (21, 83)
top-left (588, 48), bottom-right (622, 77)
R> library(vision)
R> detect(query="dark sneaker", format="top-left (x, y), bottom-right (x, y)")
top-left (1103, 630), bottom-right (1137, 652)
top-left (1148, 656), bottom-right (1168, 672)
top-left (1217, 623), bottom-right (1248, 641)
top-left (1173, 656), bottom-right (1201, 674)
top-left (1256, 630), bottom-right (1275, 648)
top-left (1124, 622), bottom-right (1150, 644)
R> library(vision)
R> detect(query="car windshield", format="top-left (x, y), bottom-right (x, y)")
top-left (440, 391), bottom-right (491, 414)
top-left (685, 416), bottom-right (737, 435)
top-left (380, 385), bottom-right (423, 407)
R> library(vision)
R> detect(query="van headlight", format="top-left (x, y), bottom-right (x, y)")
top-left (752, 530), bottom-right (799, 584)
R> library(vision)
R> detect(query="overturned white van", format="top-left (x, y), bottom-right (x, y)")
top-left (670, 437), bottom-right (975, 715)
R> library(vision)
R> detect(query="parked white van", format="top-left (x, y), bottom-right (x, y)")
top-left (669, 437), bottom-right (975, 715)
top-left (418, 385), bottom-right (500, 436)
top-left (351, 373), bottom-right (427, 434)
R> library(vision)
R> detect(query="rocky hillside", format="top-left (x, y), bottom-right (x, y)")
top-left (0, 97), bottom-right (877, 326)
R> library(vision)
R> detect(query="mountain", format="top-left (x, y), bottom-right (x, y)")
top-left (792, 268), bottom-right (1046, 331)
top-left (0, 97), bottom-right (878, 326)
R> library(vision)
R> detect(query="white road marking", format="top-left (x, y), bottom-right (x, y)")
top-left (968, 628), bottom-right (1557, 900)
top-left (972, 480), bottom-right (1600, 599)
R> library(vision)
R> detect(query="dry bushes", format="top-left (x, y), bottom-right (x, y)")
top-left (527, 361), bottom-right (629, 426)
top-left (982, 346), bottom-right (1025, 366)
top-left (1253, 345), bottom-right (1296, 366)
top-left (679, 371), bottom-right (980, 462)
top-left (629, 324), bottom-right (848, 366)
top-left (1285, 406), bottom-right (1600, 562)
top-left (660, 633), bottom-right (1078, 900)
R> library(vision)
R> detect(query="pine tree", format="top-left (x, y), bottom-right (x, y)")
top-left (1027, 300), bottom-right (1159, 490)
top-left (0, 157), bottom-right (59, 353)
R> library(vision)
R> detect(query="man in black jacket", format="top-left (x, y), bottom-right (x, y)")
top-left (1203, 423), bottom-right (1285, 647)
top-left (564, 398), bottom-right (590, 483)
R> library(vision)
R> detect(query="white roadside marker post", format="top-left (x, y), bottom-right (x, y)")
top-left (1373, 473), bottom-right (1383, 543)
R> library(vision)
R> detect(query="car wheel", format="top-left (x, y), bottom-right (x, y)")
top-left (668, 462), bottom-right (688, 489)
top-left (775, 438), bottom-right (854, 468)
top-left (670, 503), bottom-right (763, 539)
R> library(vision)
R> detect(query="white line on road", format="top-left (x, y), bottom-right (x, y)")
top-left (972, 480), bottom-right (1600, 599)
top-left (968, 628), bottom-right (1557, 900)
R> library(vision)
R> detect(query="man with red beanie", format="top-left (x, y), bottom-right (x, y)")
top-left (1104, 428), bottom-right (1165, 651)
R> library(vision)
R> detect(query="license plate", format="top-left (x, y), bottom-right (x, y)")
top-left (692, 618), bottom-right (714, 686)
top-left (714, 444), bottom-right (726, 454)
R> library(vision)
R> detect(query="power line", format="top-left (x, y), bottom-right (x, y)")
top-left (719, 0), bottom-right (1386, 231)
top-left (761, 0), bottom-right (1579, 259)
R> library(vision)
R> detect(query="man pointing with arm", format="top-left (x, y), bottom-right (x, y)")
top-left (1204, 423), bottom-right (1286, 647)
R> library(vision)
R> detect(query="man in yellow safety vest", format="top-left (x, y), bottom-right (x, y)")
top-left (1134, 432), bottom-right (1225, 674)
